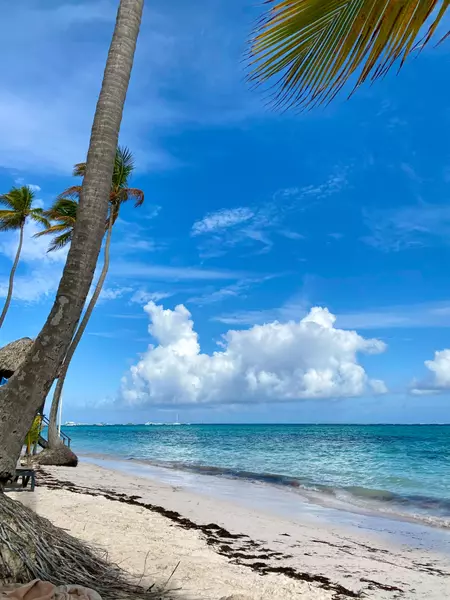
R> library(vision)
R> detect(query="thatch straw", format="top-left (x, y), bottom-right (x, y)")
top-left (0, 493), bottom-right (167, 599)
top-left (0, 338), bottom-right (33, 378)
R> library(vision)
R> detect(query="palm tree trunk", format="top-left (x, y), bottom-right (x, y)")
top-left (0, 223), bottom-right (24, 329)
top-left (48, 210), bottom-right (115, 448)
top-left (0, 0), bottom-right (144, 484)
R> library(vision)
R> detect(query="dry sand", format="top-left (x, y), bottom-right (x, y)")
top-left (10, 461), bottom-right (450, 600)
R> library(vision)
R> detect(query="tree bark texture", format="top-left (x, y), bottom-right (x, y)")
top-left (0, 0), bottom-right (144, 482)
top-left (47, 210), bottom-right (115, 449)
top-left (0, 223), bottom-right (24, 329)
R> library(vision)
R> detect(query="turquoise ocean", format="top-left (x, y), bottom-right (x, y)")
top-left (63, 423), bottom-right (450, 528)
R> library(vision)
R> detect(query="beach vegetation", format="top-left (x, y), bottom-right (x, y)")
top-left (37, 146), bottom-right (144, 458)
top-left (0, 0), bottom-right (144, 483)
top-left (249, 0), bottom-right (449, 110)
top-left (0, 186), bottom-right (48, 328)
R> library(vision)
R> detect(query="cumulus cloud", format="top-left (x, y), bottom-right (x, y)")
top-left (411, 349), bottom-right (450, 394)
top-left (121, 303), bottom-right (387, 407)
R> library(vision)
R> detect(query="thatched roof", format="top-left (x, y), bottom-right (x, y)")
top-left (0, 337), bottom-right (33, 378)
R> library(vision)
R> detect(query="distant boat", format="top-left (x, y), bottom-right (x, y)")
top-left (145, 414), bottom-right (188, 426)
top-left (64, 421), bottom-right (77, 427)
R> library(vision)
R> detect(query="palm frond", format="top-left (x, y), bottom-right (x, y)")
top-left (249, 0), bottom-right (450, 109)
top-left (44, 198), bottom-right (78, 221)
top-left (0, 186), bottom-right (36, 212)
top-left (34, 222), bottom-right (72, 238)
top-left (73, 161), bottom-right (87, 177)
top-left (47, 230), bottom-right (73, 252)
top-left (30, 209), bottom-right (51, 229)
top-left (0, 210), bottom-right (24, 231)
top-left (57, 185), bottom-right (82, 201)
top-left (125, 187), bottom-right (145, 207)
top-left (113, 146), bottom-right (135, 190)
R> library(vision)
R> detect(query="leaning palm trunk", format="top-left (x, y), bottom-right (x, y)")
top-left (0, 223), bottom-right (24, 329)
top-left (0, 0), bottom-right (144, 484)
top-left (47, 210), bottom-right (115, 449)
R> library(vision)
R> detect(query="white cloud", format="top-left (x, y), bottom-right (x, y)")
top-left (412, 349), bottom-right (450, 394)
top-left (362, 204), bottom-right (450, 252)
top-left (0, 220), bottom-right (68, 303)
top-left (111, 262), bottom-right (248, 281)
top-left (131, 290), bottom-right (174, 304)
top-left (0, 220), bottom-right (67, 264)
top-left (192, 208), bottom-right (254, 236)
top-left (192, 169), bottom-right (348, 258)
top-left (279, 230), bottom-right (305, 240)
top-left (216, 296), bottom-right (450, 330)
top-left (98, 286), bottom-right (133, 302)
top-left (0, 1), bottom-right (268, 174)
top-left (121, 302), bottom-right (387, 407)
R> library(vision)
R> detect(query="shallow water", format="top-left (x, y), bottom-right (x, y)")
top-left (61, 423), bottom-right (450, 527)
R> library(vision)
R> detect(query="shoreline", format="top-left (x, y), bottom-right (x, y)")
top-left (80, 452), bottom-right (450, 537)
top-left (12, 459), bottom-right (450, 599)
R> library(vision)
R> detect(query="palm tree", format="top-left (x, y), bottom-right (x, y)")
top-left (0, 186), bottom-right (48, 329)
top-left (0, 0), bottom-right (144, 484)
top-left (40, 147), bottom-right (144, 451)
top-left (249, 0), bottom-right (449, 109)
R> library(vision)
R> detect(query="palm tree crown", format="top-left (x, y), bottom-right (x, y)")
top-left (36, 146), bottom-right (143, 252)
top-left (0, 186), bottom-right (46, 231)
top-left (249, 0), bottom-right (449, 109)
top-left (0, 186), bottom-right (48, 328)
top-left (62, 145), bottom-right (144, 224)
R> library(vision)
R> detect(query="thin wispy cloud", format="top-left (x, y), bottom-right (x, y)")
top-left (111, 261), bottom-right (250, 281)
top-left (362, 203), bottom-right (450, 252)
top-left (192, 169), bottom-right (348, 258)
top-left (215, 297), bottom-right (450, 330)
top-left (1, 0), bottom-right (265, 174)
top-left (192, 207), bottom-right (254, 236)
top-left (187, 275), bottom-right (276, 307)
top-left (130, 290), bottom-right (175, 305)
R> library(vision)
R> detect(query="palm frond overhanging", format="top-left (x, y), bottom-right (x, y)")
top-left (34, 198), bottom-right (78, 252)
top-left (249, 0), bottom-right (450, 109)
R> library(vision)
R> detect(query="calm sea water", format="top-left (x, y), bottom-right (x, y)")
top-left (62, 424), bottom-right (450, 527)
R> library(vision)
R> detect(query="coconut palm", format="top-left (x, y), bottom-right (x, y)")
top-left (41, 147), bottom-right (144, 451)
top-left (0, 186), bottom-right (48, 329)
top-left (36, 198), bottom-right (78, 252)
top-left (249, 0), bottom-right (450, 109)
top-left (0, 0), bottom-right (144, 485)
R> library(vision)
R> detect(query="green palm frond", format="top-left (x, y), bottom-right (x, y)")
top-left (44, 198), bottom-right (78, 222)
top-left (36, 198), bottom-right (78, 251)
top-left (73, 161), bottom-right (87, 177)
top-left (47, 231), bottom-right (73, 252)
top-left (34, 222), bottom-right (72, 237)
top-left (249, 0), bottom-right (450, 109)
top-left (0, 210), bottom-right (24, 231)
top-left (29, 208), bottom-right (50, 229)
top-left (0, 186), bottom-right (36, 213)
top-left (113, 146), bottom-right (135, 190)
top-left (58, 147), bottom-right (143, 240)
top-left (57, 185), bottom-right (82, 201)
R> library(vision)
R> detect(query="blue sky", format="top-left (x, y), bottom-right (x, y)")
top-left (1, 0), bottom-right (450, 424)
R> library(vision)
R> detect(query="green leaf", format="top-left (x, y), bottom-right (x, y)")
top-left (249, 0), bottom-right (450, 109)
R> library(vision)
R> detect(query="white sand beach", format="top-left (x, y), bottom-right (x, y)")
top-left (10, 460), bottom-right (450, 600)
